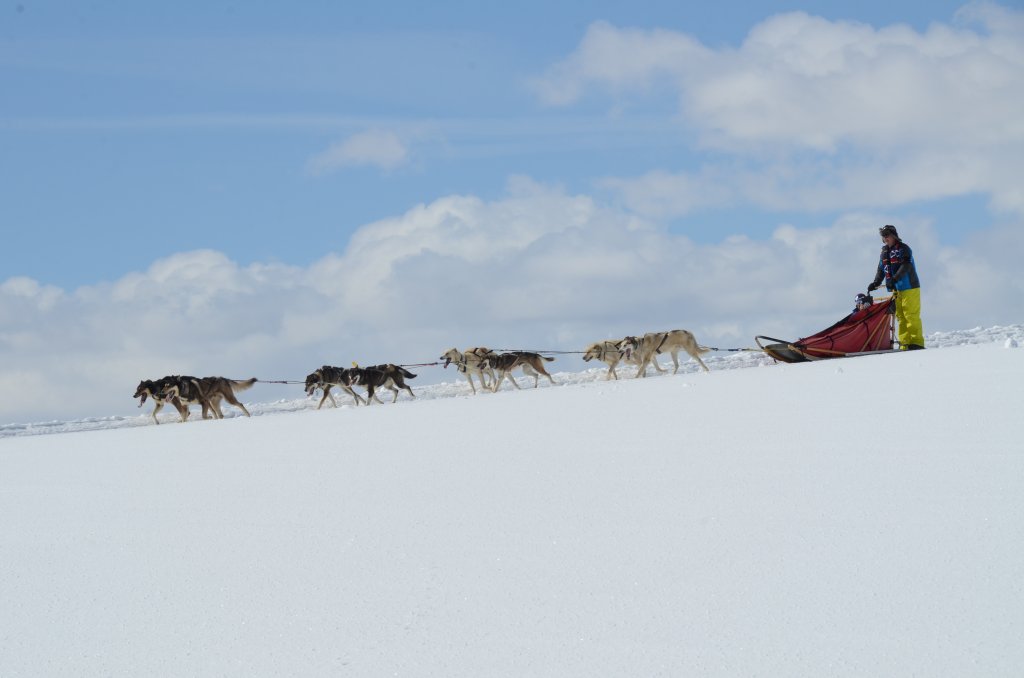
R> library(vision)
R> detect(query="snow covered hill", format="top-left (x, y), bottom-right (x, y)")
top-left (2, 325), bottom-right (1022, 677)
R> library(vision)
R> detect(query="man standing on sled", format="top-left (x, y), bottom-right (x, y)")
top-left (868, 224), bottom-right (924, 350)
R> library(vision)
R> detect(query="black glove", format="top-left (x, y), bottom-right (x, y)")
top-left (867, 282), bottom-right (879, 292)
top-left (886, 283), bottom-right (895, 292)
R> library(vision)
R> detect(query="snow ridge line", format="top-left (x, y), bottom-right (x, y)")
top-left (2, 324), bottom-right (1021, 438)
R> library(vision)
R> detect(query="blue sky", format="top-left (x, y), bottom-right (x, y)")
top-left (2, 0), bottom-right (1022, 422)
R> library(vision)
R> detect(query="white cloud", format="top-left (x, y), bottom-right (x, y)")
top-left (3, 181), bottom-right (1020, 423)
top-left (690, 9), bottom-right (1023, 153)
top-left (602, 148), bottom-right (1008, 216)
top-left (0, 277), bottom-right (63, 313)
top-left (529, 21), bottom-right (707, 106)
top-left (533, 4), bottom-right (1024, 215)
top-left (598, 168), bottom-right (735, 218)
top-left (306, 129), bottom-right (409, 174)
top-left (535, 7), bottom-right (1024, 151)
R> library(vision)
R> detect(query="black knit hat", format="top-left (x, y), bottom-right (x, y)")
top-left (879, 224), bottom-right (899, 238)
top-left (855, 292), bottom-right (873, 307)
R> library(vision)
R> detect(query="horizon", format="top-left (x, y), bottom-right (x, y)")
top-left (3, 322), bottom-right (1019, 434)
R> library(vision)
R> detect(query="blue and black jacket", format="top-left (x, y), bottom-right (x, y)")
top-left (872, 240), bottom-right (920, 292)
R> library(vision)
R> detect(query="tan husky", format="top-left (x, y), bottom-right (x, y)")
top-left (582, 339), bottom-right (651, 380)
top-left (618, 330), bottom-right (711, 377)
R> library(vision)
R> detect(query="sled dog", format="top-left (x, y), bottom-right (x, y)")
top-left (582, 339), bottom-right (649, 380)
top-left (350, 364), bottom-right (417, 404)
top-left (440, 347), bottom-right (497, 394)
top-left (134, 376), bottom-right (191, 424)
top-left (618, 330), bottom-right (711, 377)
top-left (305, 366), bottom-right (366, 408)
top-left (158, 376), bottom-right (257, 418)
top-left (482, 351), bottom-right (556, 391)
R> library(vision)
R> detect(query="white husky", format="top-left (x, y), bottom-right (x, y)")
top-left (440, 347), bottom-right (498, 394)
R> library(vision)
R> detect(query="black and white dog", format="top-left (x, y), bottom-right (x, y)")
top-left (350, 364), bottom-right (417, 404)
top-left (305, 366), bottom-right (366, 408)
top-left (157, 376), bottom-right (256, 419)
top-left (134, 376), bottom-right (191, 424)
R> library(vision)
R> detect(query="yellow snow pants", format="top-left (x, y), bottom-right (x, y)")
top-left (895, 288), bottom-right (925, 348)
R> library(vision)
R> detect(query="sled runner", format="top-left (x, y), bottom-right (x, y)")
top-left (756, 296), bottom-right (897, 363)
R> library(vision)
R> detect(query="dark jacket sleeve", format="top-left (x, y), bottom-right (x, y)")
top-left (871, 247), bottom-right (886, 286)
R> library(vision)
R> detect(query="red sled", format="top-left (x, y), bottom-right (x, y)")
top-left (756, 297), bottom-right (896, 363)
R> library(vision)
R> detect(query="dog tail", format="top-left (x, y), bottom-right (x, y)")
top-left (398, 367), bottom-right (417, 379)
top-left (542, 355), bottom-right (555, 362)
top-left (232, 378), bottom-right (258, 392)
top-left (696, 345), bottom-right (714, 355)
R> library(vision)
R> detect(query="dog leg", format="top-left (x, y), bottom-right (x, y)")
top-left (524, 363), bottom-right (554, 387)
top-left (223, 392), bottom-right (251, 417)
top-left (534, 360), bottom-right (556, 386)
top-left (603, 356), bottom-right (620, 380)
top-left (691, 353), bottom-right (710, 373)
top-left (151, 400), bottom-right (163, 425)
top-left (317, 386), bottom-right (334, 409)
top-left (670, 351), bottom-right (680, 374)
top-left (173, 398), bottom-right (190, 423)
top-left (365, 385), bottom-right (385, 405)
top-left (341, 385), bottom-right (364, 406)
top-left (208, 395), bottom-right (225, 419)
top-left (389, 378), bottom-right (415, 401)
top-left (466, 373), bottom-right (477, 394)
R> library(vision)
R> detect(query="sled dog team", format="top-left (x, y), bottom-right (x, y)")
top-left (135, 329), bottom-right (711, 423)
